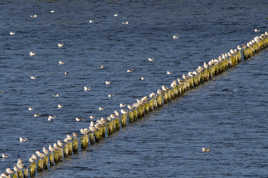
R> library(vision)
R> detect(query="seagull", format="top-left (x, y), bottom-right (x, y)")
top-left (30, 14), bottom-right (38, 18)
top-left (202, 147), bottom-right (210, 152)
top-left (84, 128), bottom-right (88, 134)
top-left (177, 78), bottom-right (182, 84)
top-left (149, 92), bottom-right (156, 98)
top-left (9, 31), bottom-right (15, 36)
top-left (53, 143), bottom-right (59, 150)
top-left (147, 57), bottom-right (154, 62)
top-left (1, 153), bottom-right (8, 159)
top-left (28, 107), bottom-right (33, 111)
top-left (142, 96), bottom-right (148, 102)
top-left (50, 10), bottom-right (55, 14)
top-left (48, 145), bottom-right (54, 152)
top-left (31, 154), bottom-right (37, 161)
top-left (83, 86), bottom-right (91, 92)
top-left (89, 19), bottom-right (94, 23)
top-left (182, 74), bottom-right (187, 80)
top-left (99, 118), bottom-right (106, 125)
top-left (80, 128), bottom-right (88, 135)
top-left (136, 99), bottom-right (141, 105)
top-left (66, 134), bottom-right (72, 141)
top-left (127, 105), bottom-right (132, 110)
top-left (114, 110), bottom-right (120, 116)
top-left (80, 128), bottom-right (85, 135)
top-left (6, 168), bottom-right (14, 175)
top-left (107, 116), bottom-right (112, 122)
top-left (127, 69), bottom-right (133, 73)
top-left (122, 21), bottom-right (129, 25)
top-left (57, 43), bottom-right (64, 48)
top-left (29, 51), bottom-right (36, 56)
top-left (157, 89), bottom-right (162, 95)
top-left (187, 72), bottom-right (193, 77)
top-left (110, 114), bottom-right (115, 119)
top-left (140, 76), bottom-right (144, 80)
top-left (57, 140), bottom-right (63, 148)
top-left (33, 113), bottom-right (40, 118)
top-left (120, 103), bottom-right (126, 108)
top-left (28, 156), bottom-right (35, 164)
top-left (13, 166), bottom-right (18, 173)
top-left (172, 34), bottom-right (179, 40)
top-left (35, 151), bottom-right (44, 158)
top-left (57, 104), bottom-right (63, 109)
top-left (72, 132), bottom-right (78, 138)
top-left (161, 85), bottom-right (167, 91)
top-left (53, 93), bottom-right (60, 97)
top-left (30, 75), bottom-right (36, 80)
top-left (0, 173), bottom-right (8, 178)
top-left (107, 94), bottom-right (112, 98)
top-left (16, 159), bottom-right (24, 169)
top-left (48, 115), bottom-right (56, 121)
top-left (166, 71), bottom-right (172, 75)
top-left (43, 147), bottom-right (49, 155)
top-left (132, 103), bottom-right (139, 108)
top-left (89, 122), bottom-right (96, 132)
top-left (58, 60), bottom-right (64, 65)
top-left (95, 123), bottom-right (101, 130)
top-left (105, 81), bottom-right (111, 85)
top-left (63, 138), bottom-right (69, 143)
top-left (170, 81), bottom-right (177, 88)
top-left (75, 117), bottom-right (81, 122)
top-left (254, 28), bottom-right (260, 33)
top-left (17, 159), bottom-right (23, 165)
top-left (64, 72), bottom-right (68, 76)
top-left (28, 157), bottom-right (34, 164)
top-left (114, 13), bottom-right (118, 17)
top-left (203, 62), bottom-right (208, 69)
top-left (89, 115), bottom-right (95, 120)
top-left (99, 65), bottom-right (104, 69)
top-left (98, 106), bottom-right (104, 111)
top-left (19, 137), bottom-right (28, 143)
top-left (120, 109), bottom-right (127, 114)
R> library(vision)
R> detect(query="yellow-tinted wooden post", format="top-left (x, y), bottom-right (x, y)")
top-left (114, 118), bottom-right (120, 131)
top-left (23, 167), bottom-right (29, 178)
top-left (29, 156), bottom-right (37, 177)
top-left (72, 133), bottom-right (79, 154)
top-left (37, 158), bottom-right (44, 172)
top-left (121, 112), bottom-right (127, 127)
top-left (17, 169), bottom-right (23, 178)
top-left (49, 152), bottom-right (55, 167)
top-left (89, 132), bottom-right (95, 145)
top-left (128, 111), bottom-right (134, 123)
top-left (80, 134), bottom-right (89, 150)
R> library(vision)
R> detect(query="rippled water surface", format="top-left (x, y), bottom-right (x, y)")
top-left (0, 0), bottom-right (268, 177)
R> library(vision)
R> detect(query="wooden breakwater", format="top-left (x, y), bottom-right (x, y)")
top-left (1, 32), bottom-right (268, 178)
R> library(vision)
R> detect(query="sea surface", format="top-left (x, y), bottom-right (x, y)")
top-left (0, 0), bottom-right (268, 177)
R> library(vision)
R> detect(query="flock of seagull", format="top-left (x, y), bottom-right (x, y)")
top-left (1, 4), bottom-right (267, 177)
top-left (0, 8), bottom-right (182, 177)
top-left (1, 30), bottom-right (267, 177)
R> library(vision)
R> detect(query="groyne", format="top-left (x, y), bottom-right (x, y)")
top-left (1, 32), bottom-right (268, 178)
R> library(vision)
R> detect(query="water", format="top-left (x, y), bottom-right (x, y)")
top-left (0, 0), bottom-right (268, 177)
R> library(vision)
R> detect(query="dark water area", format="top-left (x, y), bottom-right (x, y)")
top-left (0, 0), bottom-right (268, 177)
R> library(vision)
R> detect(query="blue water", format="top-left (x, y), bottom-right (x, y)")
top-left (0, 0), bottom-right (268, 177)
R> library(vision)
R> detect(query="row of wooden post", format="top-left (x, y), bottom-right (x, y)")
top-left (1, 32), bottom-right (268, 178)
